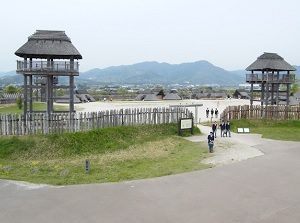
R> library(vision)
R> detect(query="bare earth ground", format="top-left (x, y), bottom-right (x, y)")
top-left (69, 98), bottom-right (263, 167)
top-left (195, 125), bottom-right (264, 166)
top-left (202, 139), bottom-right (264, 166)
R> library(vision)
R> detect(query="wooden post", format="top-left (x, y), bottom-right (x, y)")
top-left (46, 75), bottom-right (51, 116)
top-left (261, 81), bottom-right (265, 118)
top-left (23, 75), bottom-right (28, 117)
top-left (23, 57), bottom-right (28, 117)
top-left (265, 83), bottom-right (269, 106)
top-left (250, 83), bottom-right (253, 106)
top-left (287, 71), bottom-right (290, 106)
top-left (70, 57), bottom-right (75, 114)
top-left (29, 75), bottom-right (33, 113)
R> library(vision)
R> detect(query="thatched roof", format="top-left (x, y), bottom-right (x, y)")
top-left (195, 93), bottom-right (209, 99)
top-left (239, 92), bottom-right (250, 97)
top-left (210, 92), bottom-right (227, 98)
top-left (294, 90), bottom-right (300, 99)
top-left (143, 94), bottom-right (159, 101)
top-left (134, 94), bottom-right (146, 101)
top-left (15, 30), bottom-right (82, 59)
top-left (246, 52), bottom-right (295, 71)
top-left (76, 94), bottom-right (96, 102)
top-left (75, 90), bottom-right (89, 94)
top-left (55, 94), bottom-right (81, 103)
top-left (278, 96), bottom-right (299, 106)
top-left (139, 89), bottom-right (152, 94)
top-left (163, 93), bottom-right (181, 100)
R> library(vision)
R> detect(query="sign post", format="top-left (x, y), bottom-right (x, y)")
top-left (85, 159), bottom-right (90, 173)
top-left (178, 118), bottom-right (194, 136)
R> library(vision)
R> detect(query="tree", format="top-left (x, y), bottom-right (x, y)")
top-left (3, 85), bottom-right (21, 94)
top-left (291, 78), bottom-right (299, 94)
top-left (116, 88), bottom-right (128, 95)
top-left (55, 89), bottom-right (67, 96)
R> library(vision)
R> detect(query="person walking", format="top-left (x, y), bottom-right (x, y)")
top-left (207, 132), bottom-right (214, 153)
top-left (210, 108), bottom-right (214, 118)
top-left (219, 120), bottom-right (225, 137)
top-left (225, 121), bottom-right (231, 137)
top-left (206, 108), bottom-right (209, 118)
top-left (215, 108), bottom-right (218, 118)
top-left (212, 121), bottom-right (218, 138)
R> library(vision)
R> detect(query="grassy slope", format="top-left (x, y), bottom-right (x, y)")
top-left (0, 124), bottom-right (210, 185)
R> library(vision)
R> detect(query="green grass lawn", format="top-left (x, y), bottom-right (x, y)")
top-left (0, 102), bottom-right (69, 114)
top-left (0, 123), bottom-right (211, 185)
top-left (230, 119), bottom-right (300, 141)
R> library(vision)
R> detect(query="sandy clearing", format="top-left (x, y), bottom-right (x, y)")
top-left (71, 98), bottom-right (260, 123)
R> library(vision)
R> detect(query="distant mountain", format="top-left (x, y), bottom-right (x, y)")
top-left (1, 61), bottom-right (299, 86)
top-left (0, 71), bottom-right (22, 85)
top-left (230, 70), bottom-right (246, 77)
top-left (0, 71), bottom-right (17, 78)
top-left (79, 61), bottom-right (245, 85)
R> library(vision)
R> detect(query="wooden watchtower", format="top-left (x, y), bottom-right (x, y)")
top-left (15, 30), bottom-right (82, 116)
top-left (246, 52), bottom-right (296, 106)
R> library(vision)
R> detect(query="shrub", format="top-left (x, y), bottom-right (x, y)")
top-left (16, 96), bottom-right (23, 110)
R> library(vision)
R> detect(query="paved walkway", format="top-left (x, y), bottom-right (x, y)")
top-left (1, 126), bottom-right (300, 223)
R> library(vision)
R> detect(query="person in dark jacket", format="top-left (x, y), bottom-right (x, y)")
top-left (207, 132), bottom-right (214, 153)
top-left (215, 108), bottom-right (219, 118)
top-left (212, 121), bottom-right (218, 138)
top-left (225, 121), bottom-right (231, 137)
top-left (219, 120), bottom-right (225, 137)
top-left (210, 108), bottom-right (214, 117)
top-left (206, 108), bottom-right (209, 118)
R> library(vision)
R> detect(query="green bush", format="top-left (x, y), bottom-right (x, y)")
top-left (16, 96), bottom-right (23, 110)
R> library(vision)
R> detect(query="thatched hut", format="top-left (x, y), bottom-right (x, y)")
top-left (15, 30), bottom-right (82, 115)
top-left (143, 94), bottom-right (160, 101)
top-left (232, 89), bottom-right (250, 99)
top-left (163, 93), bottom-right (181, 100)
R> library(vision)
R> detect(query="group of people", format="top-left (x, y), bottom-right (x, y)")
top-left (206, 108), bottom-right (219, 118)
top-left (207, 120), bottom-right (231, 153)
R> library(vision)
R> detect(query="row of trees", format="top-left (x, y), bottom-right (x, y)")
top-left (1, 79), bottom-right (300, 100)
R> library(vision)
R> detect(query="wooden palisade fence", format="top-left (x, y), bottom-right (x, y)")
top-left (220, 105), bottom-right (300, 121)
top-left (0, 107), bottom-right (192, 135)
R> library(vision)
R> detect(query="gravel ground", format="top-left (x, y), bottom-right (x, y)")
top-left (200, 136), bottom-right (264, 167)
top-left (187, 124), bottom-right (264, 167)
top-left (70, 98), bottom-right (264, 167)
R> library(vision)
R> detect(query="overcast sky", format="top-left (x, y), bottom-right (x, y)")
top-left (1, 0), bottom-right (300, 72)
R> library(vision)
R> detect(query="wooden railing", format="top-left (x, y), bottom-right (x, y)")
top-left (246, 73), bottom-right (295, 84)
top-left (16, 60), bottom-right (79, 73)
top-left (0, 107), bottom-right (192, 135)
top-left (220, 105), bottom-right (300, 121)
